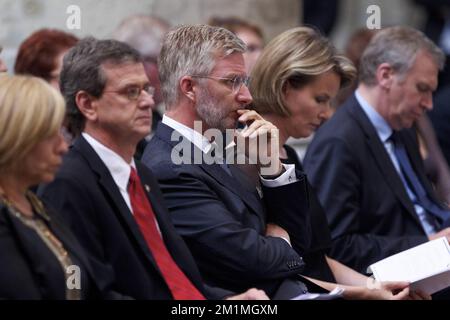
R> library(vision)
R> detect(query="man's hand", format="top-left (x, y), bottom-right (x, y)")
top-left (235, 109), bottom-right (282, 177)
top-left (226, 288), bottom-right (269, 300)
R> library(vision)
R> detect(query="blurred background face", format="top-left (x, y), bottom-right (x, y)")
top-left (282, 70), bottom-right (341, 139)
top-left (143, 59), bottom-right (163, 109)
top-left (22, 131), bottom-right (68, 185)
top-left (14, 29), bottom-right (78, 87)
top-left (0, 59), bottom-right (6, 73)
top-left (48, 49), bottom-right (69, 90)
top-left (0, 48), bottom-right (7, 72)
top-left (236, 28), bottom-right (264, 74)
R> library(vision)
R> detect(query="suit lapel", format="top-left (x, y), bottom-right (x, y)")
top-left (199, 162), bottom-right (264, 214)
top-left (348, 100), bottom-right (422, 226)
top-left (73, 137), bottom-right (161, 271)
top-left (155, 123), bottom-right (264, 215)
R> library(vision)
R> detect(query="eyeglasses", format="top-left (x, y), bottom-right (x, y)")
top-left (191, 75), bottom-right (250, 94)
top-left (103, 83), bottom-right (155, 101)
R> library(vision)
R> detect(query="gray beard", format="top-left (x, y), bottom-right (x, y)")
top-left (196, 87), bottom-right (233, 132)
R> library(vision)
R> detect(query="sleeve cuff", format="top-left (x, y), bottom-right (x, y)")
top-left (260, 164), bottom-right (298, 187)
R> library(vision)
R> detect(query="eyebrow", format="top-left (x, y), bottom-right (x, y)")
top-left (117, 80), bottom-right (150, 88)
top-left (417, 82), bottom-right (435, 92)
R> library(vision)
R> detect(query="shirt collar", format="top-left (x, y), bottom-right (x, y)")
top-left (355, 90), bottom-right (393, 143)
top-left (162, 114), bottom-right (213, 154)
top-left (82, 132), bottom-right (135, 193)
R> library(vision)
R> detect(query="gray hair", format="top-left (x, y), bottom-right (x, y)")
top-left (359, 26), bottom-right (445, 86)
top-left (113, 14), bottom-right (170, 60)
top-left (158, 24), bottom-right (246, 109)
top-left (60, 37), bottom-right (142, 136)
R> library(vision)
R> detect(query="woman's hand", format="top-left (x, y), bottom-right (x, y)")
top-left (363, 280), bottom-right (431, 300)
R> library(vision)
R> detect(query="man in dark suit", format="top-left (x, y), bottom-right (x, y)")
top-left (39, 37), bottom-right (267, 300)
top-left (143, 26), bottom-right (309, 297)
top-left (303, 26), bottom-right (450, 274)
top-left (142, 24), bottom-right (348, 299)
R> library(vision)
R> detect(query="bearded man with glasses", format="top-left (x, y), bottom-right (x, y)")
top-left (142, 25), bottom-right (331, 299)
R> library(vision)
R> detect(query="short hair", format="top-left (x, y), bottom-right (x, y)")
top-left (250, 26), bottom-right (356, 117)
top-left (14, 28), bottom-right (78, 81)
top-left (208, 16), bottom-right (264, 41)
top-left (60, 37), bottom-right (142, 136)
top-left (113, 14), bottom-right (170, 61)
top-left (158, 24), bottom-right (246, 108)
top-left (359, 26), bottom-right (445, 86)
top-left (0, 75), bottom-right (65, 172)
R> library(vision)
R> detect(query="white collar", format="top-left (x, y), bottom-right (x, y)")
top-left (82, 132), bottom-right (135, 194)
top-left (162, 114), bottom-right (214, 154)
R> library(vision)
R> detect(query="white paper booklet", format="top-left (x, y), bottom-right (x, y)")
top-left (367, 237), bottom-right (450, 294)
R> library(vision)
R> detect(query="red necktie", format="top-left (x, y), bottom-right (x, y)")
top-left (128, 167), bottom-right (206, 300)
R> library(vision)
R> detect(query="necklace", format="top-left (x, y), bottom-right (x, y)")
top-left (0, 189), bottom-right (80, 300)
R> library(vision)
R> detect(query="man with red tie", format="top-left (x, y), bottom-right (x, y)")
top-left (39, 37), bottom-right (267, 300)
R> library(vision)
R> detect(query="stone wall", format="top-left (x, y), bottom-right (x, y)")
top-left (0, 0), bottom-right (301, 70)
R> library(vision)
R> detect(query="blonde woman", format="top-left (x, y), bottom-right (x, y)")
top-left (0, 75), bottom-right (97, 299)
top-left (250, 27), bottom-right (429, 299)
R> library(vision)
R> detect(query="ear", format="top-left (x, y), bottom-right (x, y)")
top-left (376, 63), bottom-right (394, 89)
top-left (179, 75), bottom-right (196, 103)
top-left (75, 91), bottom-right (98, 122)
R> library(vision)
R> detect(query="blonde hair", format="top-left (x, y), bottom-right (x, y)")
top-left (0, 75), bottom-right (66, 171)
top-left (250, 26), bottom-right (356, 116)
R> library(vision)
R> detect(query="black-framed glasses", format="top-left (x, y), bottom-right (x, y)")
top-left (103, 83), bottom-right (155, 101)
top-left (191, 75), bottom-right (250, 94)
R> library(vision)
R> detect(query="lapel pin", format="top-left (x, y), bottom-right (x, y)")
top-left (145, 185), bottom-right (151, 193)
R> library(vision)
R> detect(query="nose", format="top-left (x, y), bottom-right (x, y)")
top-left (421, 92), bottom-right (433, 111)
top-left (318, 104), bottom-right (333, 123)
top-left (236, 83), bottom-right (253, 106)
top-left (321, 109), bottom-right (333, 122)
top-left (139, 89), bottom-right (155, 110)
top-left (0, 58), bottom-right (7, 73)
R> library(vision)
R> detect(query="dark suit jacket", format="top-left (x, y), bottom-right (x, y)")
top-left (142, 123), bottom-right (314, 298)
top-left (282, 145), bottom-right (335, 283)
top-left (39, 136), bottom-right (230, 300)
top-left (0, 199), bottom-right (98, 299)
top-left (303, 95), bottom-right (436, 273)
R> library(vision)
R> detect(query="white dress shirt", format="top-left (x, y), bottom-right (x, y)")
top-left (83, 133), bottom-right (135, 212)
